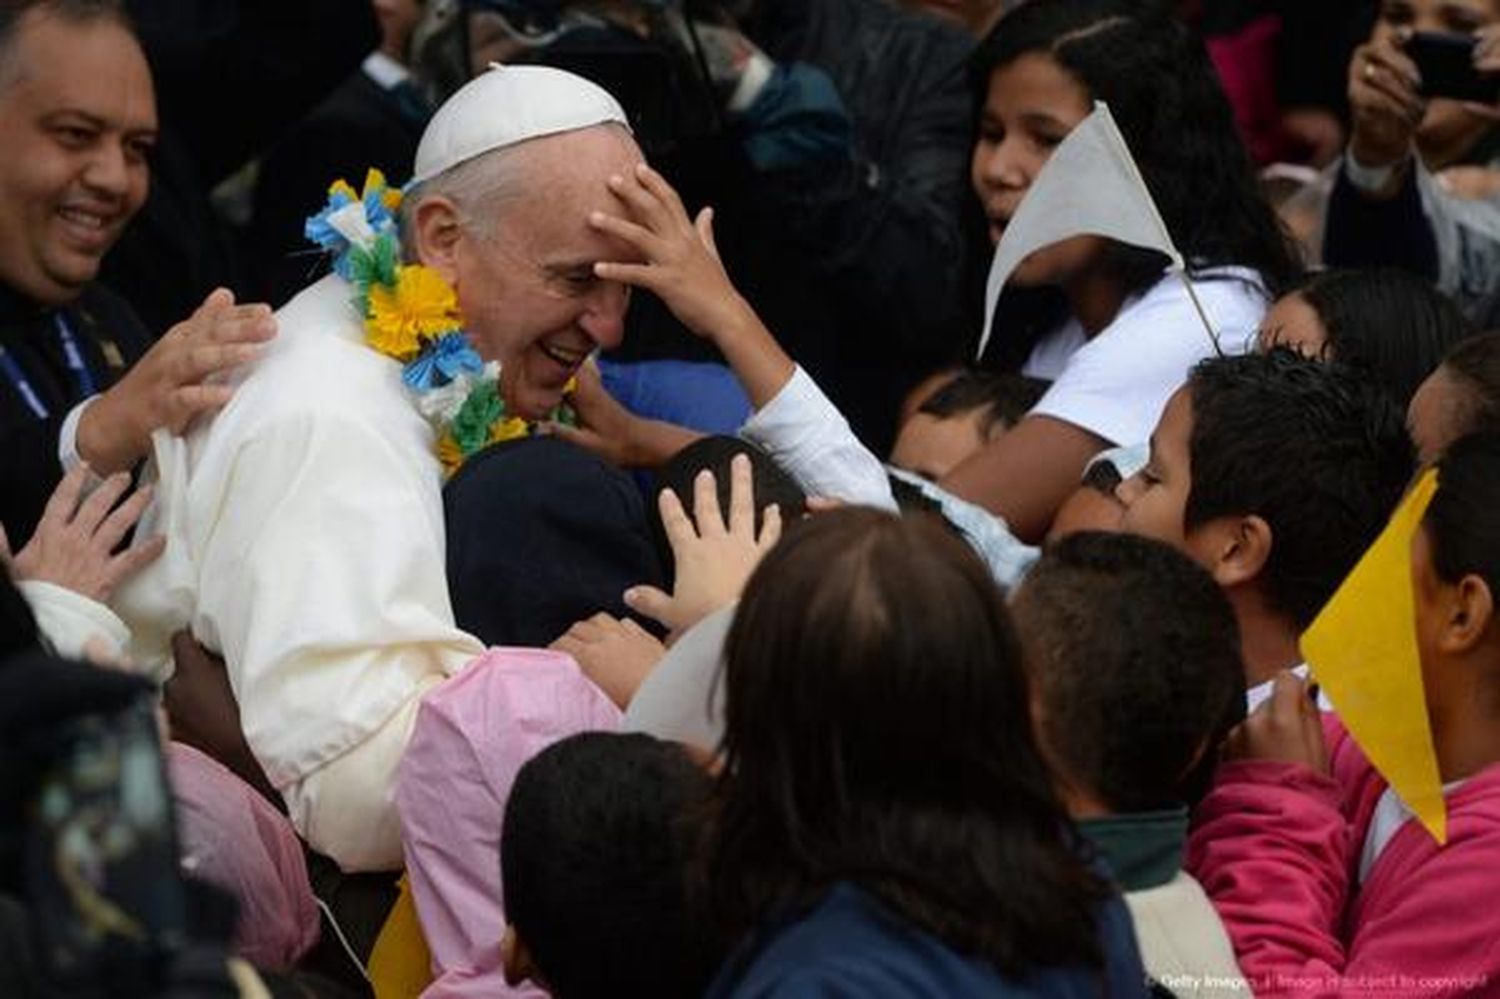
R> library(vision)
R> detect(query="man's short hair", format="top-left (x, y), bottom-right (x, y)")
top-left (0, 0), bottom-right (132, 81)
top-left (1013, 531), bottom-right (1245, 813)
top-left (501, 732), bottom-right (722, 999)
top-left (917, 370), bottom-right (1047, 438)
top-left (1186, 349), bottom-right (1414, 627)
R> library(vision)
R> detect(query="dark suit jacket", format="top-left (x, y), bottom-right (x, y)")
top-left (0, 283), bottom-right (153, 543)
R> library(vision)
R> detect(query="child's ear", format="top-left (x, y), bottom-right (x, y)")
top-left (1203, 515), bottom-right (1273, 590)
top-left (411, 195), bottom-right (466, 284)
top-left (1440, 574), bottom-right (1495, 655)
top-left (501, 925), bottom-right (541, 988)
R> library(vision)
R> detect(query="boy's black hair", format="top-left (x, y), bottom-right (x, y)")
top-left (1426, 432), bottom-right (1500, 598)
top-left (1186, 349), bottom-right (1414, 627)
top-left (1442, 331), bottom-right (1500, 440)
top-left (916, 370), bottom-right (1048, 438)
top-left (501, 732), bottom-right (721, 999)
top-left (1012, 531), bottom-right (1245, 813)
top-left (651, 436), bottom-right (806, 585)
top-left (1293, 268), bottom-right (1473, 406)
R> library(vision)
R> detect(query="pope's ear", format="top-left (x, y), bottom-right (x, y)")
top-left (409, 195), bottom-right (465, 283)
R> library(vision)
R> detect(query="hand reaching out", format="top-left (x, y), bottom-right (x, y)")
top-left (1223, 671), bottom-right (1329, 775)
top-left (589, 162), bottom-right (795, 410)
top-left (550, 612), bottom-right (667, 709)
top-left (625, 453), bottom-right (782, 635)
top-left (590, 162), bottom-right (760, 344)
top-left (0, 464), bottom-right (165, 603)
top-left (542, 361), bottom-right (703, 469)
top-left (77, 287), bottom-right (276, 474)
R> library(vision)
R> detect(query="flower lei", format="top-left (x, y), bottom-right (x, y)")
top-left (305, 169), bottom-right (574, 476)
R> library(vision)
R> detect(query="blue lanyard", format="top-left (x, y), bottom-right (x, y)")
top-left (0, 312), bottom-right (99, 421)
top-left (0, 346), bottom-right (48, 419)
top-left (53, 313), bottom-right (98, 397)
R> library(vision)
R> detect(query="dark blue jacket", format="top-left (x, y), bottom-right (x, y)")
top-left (705, 882), bottom-right (1149, 998)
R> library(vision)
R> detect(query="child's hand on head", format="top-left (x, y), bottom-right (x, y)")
top-left (626, 454), bottom-right (781, 637)
top-left (590, 163), bottom-right (758, 344)
top-left (550, 612), bottom-right (666, 710)
top-left (1224, 670), bottom-right (1329, 774)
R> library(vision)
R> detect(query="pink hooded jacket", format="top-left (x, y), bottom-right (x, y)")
top-left (1187, 719), bottom-right (1500, 997)
top-left (395, 648), bottom-right (622, 998)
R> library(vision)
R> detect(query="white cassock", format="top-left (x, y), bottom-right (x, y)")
top-left (110, 273), bottom-right (484, 870)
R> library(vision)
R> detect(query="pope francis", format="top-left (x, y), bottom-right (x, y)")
top-left (99, 66), bottom-right (646, 871)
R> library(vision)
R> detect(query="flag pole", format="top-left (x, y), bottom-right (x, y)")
top-left (1096, 102), bottom-right (1223, 357)
top-left (1176, 269), bottom-right (1224, 358)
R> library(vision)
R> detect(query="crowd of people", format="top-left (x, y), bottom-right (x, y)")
top-left (4, 0), bottom-right (1500, 996)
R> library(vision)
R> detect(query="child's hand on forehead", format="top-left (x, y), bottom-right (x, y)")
top-left (589, 163), bottom-right (759, 344)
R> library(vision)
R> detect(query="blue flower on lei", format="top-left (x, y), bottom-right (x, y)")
top-left (304, 173), bottom-right (401, 281)
top-left (303, 187), bottom-right (357, 264)
top-left (402, 332), bottom-right (484, 391)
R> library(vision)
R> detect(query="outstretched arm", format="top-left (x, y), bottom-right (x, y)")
top-left (564, 164), bottom-right (894, 509)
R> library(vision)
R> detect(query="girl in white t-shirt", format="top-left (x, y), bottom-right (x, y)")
top-left (943, 0), bottom-right (1301, 542)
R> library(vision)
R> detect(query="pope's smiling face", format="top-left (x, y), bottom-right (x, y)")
top-left (0, 9), bottom-right (157, 306)
top-left (440, 125), bottom-right (644, 419)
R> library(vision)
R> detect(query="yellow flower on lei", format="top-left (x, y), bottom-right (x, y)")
top-left (366, 265), bottom-right (462, 362)
top-left (436, 432), bottom-right (465, 476)
top-left (489, 417), bottom-right (530, 445)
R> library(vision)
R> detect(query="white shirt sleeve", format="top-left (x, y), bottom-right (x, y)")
top-left (57, 396), bottom-right (94, 473)
top-left (16, 579), bottom-right (132, 663)
top-left (739, 365), bottom-right (897, 512)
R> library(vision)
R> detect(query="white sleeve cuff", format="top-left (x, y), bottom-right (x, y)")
top-left (16, 579), bottom-right (133, 664)
top-left (740, 366), bottom-right (897, 511)
top-left (58, 396), bottom-right (95, 473)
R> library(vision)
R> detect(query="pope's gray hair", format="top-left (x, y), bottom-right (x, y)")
top-left (397, 121), bottom-right (633, 262)
top-left (398, 143), bottom-right (530, 262)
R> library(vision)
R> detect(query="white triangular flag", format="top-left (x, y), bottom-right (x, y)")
top-left (978, 101), bottom-right (1187, 359)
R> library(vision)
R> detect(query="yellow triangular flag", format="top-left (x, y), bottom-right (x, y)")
top-left (1301, 468), bottom-right (1445, 843)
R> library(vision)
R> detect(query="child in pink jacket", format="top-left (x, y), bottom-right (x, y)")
top-left (1188, 432), bottom-right (1500, 997)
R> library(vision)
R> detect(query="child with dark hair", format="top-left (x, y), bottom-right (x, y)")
top-left (1408, 330), bottom-right (1500, 465)
top-left (943, 0), bottom-right (1301, 542)
top-left (1190, 432), bottom-right (1500, 993)
top-left (500, 731), bottom-right (721, 999)
top-left (1257, 268), bottom-right (1474, 407)
top-left (1011, 531), bottom-right (1246, 995)
top-left (889, 370), bottom-right (1047, 480)
top-left (701, 508), bottom-right (1145, 996)
top-left (1117, 349), bottom-right (1414, 708)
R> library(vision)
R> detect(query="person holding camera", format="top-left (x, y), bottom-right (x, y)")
top-left (1323, 0), bottom-right (1500, 327)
